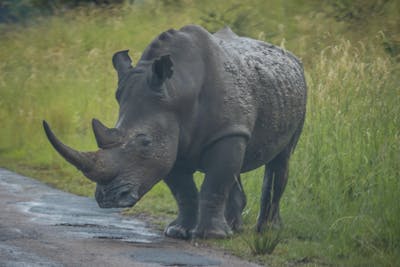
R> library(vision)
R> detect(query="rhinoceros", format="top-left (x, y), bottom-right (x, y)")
top-left (43, 24), bottom-right (307, 239)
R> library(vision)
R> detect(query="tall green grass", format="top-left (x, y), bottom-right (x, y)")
top-left (1, 0), bottom-right (399, 265)
top-left (281, 40), bottom-right (399, 265)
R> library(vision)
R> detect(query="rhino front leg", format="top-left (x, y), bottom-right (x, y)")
top-left (164, 170), bottom-right (198, 239)
top-left (192, 136), bottom-right (246, 239)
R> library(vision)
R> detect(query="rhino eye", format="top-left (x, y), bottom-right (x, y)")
top-left (136, 134), bottom-right (152, 147)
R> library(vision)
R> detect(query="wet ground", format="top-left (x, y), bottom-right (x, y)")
top-left (0, 168), bottom-right (261, 266)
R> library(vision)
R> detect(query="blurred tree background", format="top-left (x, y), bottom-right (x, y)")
top-left (0, 0), bottom-right (125, 22)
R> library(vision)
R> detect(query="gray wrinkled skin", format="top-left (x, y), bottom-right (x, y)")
top-left (43, 25), bottom-right (307, 240)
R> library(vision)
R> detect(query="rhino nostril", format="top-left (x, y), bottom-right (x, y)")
top-left (116, 190), bottom-right (138, 207)
top-left (118, 190), bottom-right (137, 201)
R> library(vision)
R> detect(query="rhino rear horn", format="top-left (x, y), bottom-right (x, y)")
top-left (92, 118), bottom-right (122, 149)
top-left (112, 50), bottom-right (133, 79)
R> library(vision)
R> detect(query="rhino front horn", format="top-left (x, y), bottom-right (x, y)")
top-left (92, 118), bottom-right (122, 149)
top-left (43, 120), bottom-right (116, 183)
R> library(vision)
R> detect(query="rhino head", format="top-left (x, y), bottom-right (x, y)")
top-left (43, 50), bottom-right (180, 208)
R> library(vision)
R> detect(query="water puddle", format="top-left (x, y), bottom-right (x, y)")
top-left (0, 168), bottom-right (161, 244)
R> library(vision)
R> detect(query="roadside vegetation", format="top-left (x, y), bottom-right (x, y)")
top-left (0, 0), bottom-right (399, 266)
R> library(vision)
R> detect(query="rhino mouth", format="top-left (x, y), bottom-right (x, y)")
top-left (95, 172), bottom-right (163, 209)
top-left (95, 184), bottom-right (140, 208)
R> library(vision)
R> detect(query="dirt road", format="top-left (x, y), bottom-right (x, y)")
top-left (0, 168), bottom-right (261, 266)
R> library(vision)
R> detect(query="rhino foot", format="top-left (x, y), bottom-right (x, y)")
top-left (164, 217), bottom-right (195, 239)
top-left (164, 222), bottom-right (192, 240)
top-left (191, 221), bottom-right (233, 239)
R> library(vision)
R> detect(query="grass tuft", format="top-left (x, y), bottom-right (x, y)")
top-left (243, 226), bottom-right (283, 255)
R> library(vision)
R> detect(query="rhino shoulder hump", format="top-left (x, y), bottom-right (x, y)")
top-left (179, 24), bottom-right (210, 36)
top-left (213, 26), bottom-right (238, 39)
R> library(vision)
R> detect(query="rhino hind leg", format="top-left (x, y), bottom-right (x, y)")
top-left (192, 136), bottom-right (247, 239)
top-left (256, 119), bottom-right (305, 232)
top-left (225, 175), bottom-right (247, 231)
top-left (256, 138), bottom-right (298, 232)
top-left (163, 170), bottom-right (198, 239)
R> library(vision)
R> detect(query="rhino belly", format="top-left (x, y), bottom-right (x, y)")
top-left (241, 128), bottom-right (295, 172)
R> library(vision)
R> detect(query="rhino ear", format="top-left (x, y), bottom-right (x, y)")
top-left (149, 55), bottom-right (173, 89)
top-left (112, 50), bottom-right (133, 79)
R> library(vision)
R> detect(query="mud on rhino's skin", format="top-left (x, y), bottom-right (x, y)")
top-left (43, 24), bottom-right (307, 239)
